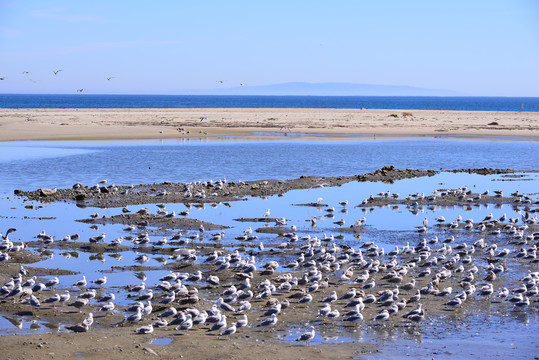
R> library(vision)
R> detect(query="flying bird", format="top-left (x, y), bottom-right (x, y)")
top-left (53, 70), bottom-right (62, 75)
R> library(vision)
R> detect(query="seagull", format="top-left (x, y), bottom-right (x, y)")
top-left (334, 263), bottom-right (353, 280)
top-left (220, 322), bottom-right (237, 336)
top-left (1, 228), bottom-right (16, 240)
top-left (296, 326), bottom-right (315, 342)
top-left (27, 294), bottom-right (41, 307)
top-left (258, 313), bottom-right (278, 327)
top-left (159, 307), bottom-right (178, 318)
top-left (344, 312), bottom-right (363, 322)
top-left (43, 293), bottom-right (61, 306)
top-left (45, 277), bottom-right (59, 289)
top-left (373, 309), bottom-right (390, 322)
top-left (209, 314), bottom-right (227, 332)
top-left (483, 213), bottom-right (493, 222)
top-left (53, 69), bottom-right (62, 75)
top-left (403, 303), bottom-right (423, 319)
top-left (322, 291), bottom-right (338, 303)
top-left (126, 307), bottom-right (144, 322)
top-left (59, 290), bottom-right (71, 304)
top-left (73, 276), bottom-right (87, 288)
top-left (130, 282), bottom-right (146, 293)
top-left (236, 314), bottom-right (249, 328)
top-left (100, 301), bottom-right (115, 312)
top-left (70, 298), bottom-right (90, 312)
top-left (298, 294), bottom-right (313, 304)
top-left (135, 324), bottom-right (154, 334)
top-left (82, 313), bottom-right (94, 327)
top-left (92, 276), bottom-right (107, 286)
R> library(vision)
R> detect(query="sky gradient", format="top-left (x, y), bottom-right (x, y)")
top-left (0, 0), bottom-right (538, 96)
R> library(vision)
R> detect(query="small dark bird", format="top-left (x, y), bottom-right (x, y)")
top-left (53, 70), bottom-right (62, 75)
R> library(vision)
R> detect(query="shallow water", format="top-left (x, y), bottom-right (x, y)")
top-left (0, 138), bottom-right (538, 358)
top-left (1, 138), bottom-right (538, 190)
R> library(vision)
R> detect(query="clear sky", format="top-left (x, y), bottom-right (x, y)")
top-left (0, 0), bottom-right (538, 96)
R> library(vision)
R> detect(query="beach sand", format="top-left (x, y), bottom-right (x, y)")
top-left (0, 108), bottom-right (538, 141)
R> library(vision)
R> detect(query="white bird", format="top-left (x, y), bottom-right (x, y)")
top-left (126, 307), bottom-right (143, 322)
top-left (220, 322), bottom-right (237, 336)
top-left (373, 309), bottom-right (390, 322)
top-left (92, 276), bottom-right (107, 286)
top-left (135, 324), bottom-right (154, 334)
top-left (258, 313), bottom-right (278, 327)
top-left (82, 313), bottom-right (94, 327)
top-left (296, 326), bottom-right (315, 342)
top-left (236, 314), bottom-right (249, 328)
top-left (209, 314), bottom-right (227, 332)
top-left (100, 301), bottom-right (115, 312)
top-left (176, 314), bottom-right (193, 331)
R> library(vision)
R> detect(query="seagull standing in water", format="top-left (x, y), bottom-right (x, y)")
top-left (296, 326), bottom-right (315, 343)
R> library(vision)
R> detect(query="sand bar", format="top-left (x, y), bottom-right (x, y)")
top-left (0, 108), bottom-right (538, 141)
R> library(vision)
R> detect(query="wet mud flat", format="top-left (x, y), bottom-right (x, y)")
top-left (2, 166), bottom-right (538, 359)
top-left (15, 166), bottom-right (517, 209)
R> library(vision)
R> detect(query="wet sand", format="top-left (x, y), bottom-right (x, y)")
top-left (0, 108), bottom-right (538, 141)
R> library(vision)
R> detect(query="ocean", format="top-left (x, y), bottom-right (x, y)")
top-left (1, 94), bottom-right (538, 111)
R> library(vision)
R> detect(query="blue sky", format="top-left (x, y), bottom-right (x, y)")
top-left (0, 0), bottom-right (538, 96)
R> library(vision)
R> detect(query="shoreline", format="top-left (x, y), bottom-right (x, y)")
top-left (0, 108), bottom-right (538, 142)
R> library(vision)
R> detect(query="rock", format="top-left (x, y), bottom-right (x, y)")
top-left (39, 188), bottom-right (57, 196)
top-left (143, 347), bottom-right (159, 357)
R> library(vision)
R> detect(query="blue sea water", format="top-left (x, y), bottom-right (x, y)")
top-left (1, 94), bottom-right (538, 111)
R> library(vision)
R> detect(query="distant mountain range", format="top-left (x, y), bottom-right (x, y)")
top-left (181, 82), bottom-right (463, 96)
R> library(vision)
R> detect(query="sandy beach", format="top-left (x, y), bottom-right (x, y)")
top-left (0, 108), bottom-right (538, 141)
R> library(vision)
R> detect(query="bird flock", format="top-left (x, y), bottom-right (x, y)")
top-left (1, 182), bottom-right (538, 345)
top-left (0, 69), bottom-right (115, 93)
